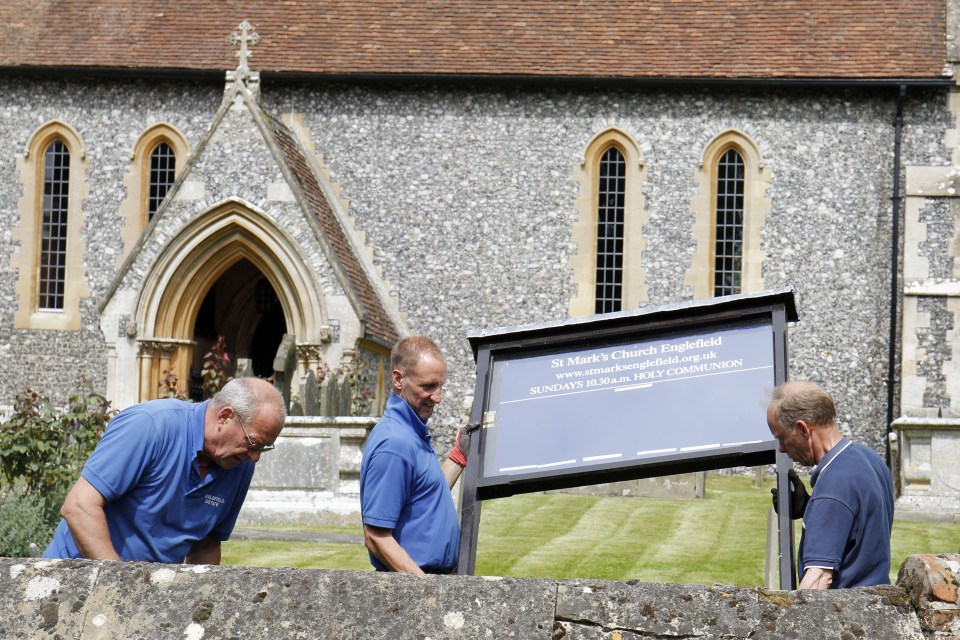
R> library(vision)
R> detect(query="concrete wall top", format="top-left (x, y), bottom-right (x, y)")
top-left (3, 555), bottom-right (957, 639)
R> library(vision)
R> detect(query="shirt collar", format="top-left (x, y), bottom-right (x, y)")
top-left (810, 435), bottom-right (851, 488)
top-left (387, 392), bottom-right (431, 441)
top-left (192, 400), bottom-right (208, 455)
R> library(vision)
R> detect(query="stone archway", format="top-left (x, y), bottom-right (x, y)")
top-left (134, 198), bottom-right (327, 401)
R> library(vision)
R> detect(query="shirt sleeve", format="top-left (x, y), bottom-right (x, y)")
top-left (361, 450), bottom-right (413, 530)
top-left (799, 496), bottom-right (855, 573)
top-left (80, 409), bottom-right (158, 502)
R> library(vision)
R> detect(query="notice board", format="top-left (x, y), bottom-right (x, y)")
top-left (456, 288), bottom-right (799, 587)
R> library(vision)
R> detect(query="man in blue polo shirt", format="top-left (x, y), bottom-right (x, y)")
top-left (360, 336), bottom-right (470, 574)
top-left (766, 381), bottom-right (894, 589)
top-left (43, 377), bottom-right (285, 564)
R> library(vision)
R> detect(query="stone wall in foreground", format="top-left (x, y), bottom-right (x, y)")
top-left (1, 554), bottom-right (958, 639)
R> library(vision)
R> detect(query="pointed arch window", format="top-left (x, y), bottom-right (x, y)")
top-left (713, 148), bottom-right (745, 297)
top-left (13, 120), bottom-right (89, 330)
top-left (596, 146), bottom-right (626, 313)
top-left (38, 140), bottom-right (70, 310)
top-left (148, 141), bottom-right (175, 221)
top-left (685, 131), bottom-right (771, 300)
top-left (117, 124), bottom-right (188, 266)
top-left (569, 129), bottom-right (648, 318)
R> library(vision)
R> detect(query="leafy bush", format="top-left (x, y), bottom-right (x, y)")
top-left (0, 382), bottom-right (115, 551)
top-left (0, 483), bottom-right (53, 557)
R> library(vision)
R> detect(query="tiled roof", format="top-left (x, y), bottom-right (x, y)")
top-left (271, 118), bottom-right (400, 347)
top-left (0, 0), bottom-right (947, 80)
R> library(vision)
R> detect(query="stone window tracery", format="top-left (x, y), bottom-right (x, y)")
top-left (569, 129), bottom-right (648, 317)
top-left (12, 120), bottom-right (90, 330)
top-left (686, 131), bottom-right (770, 300)
top-left (148, 141), bottom-right (176, 221)
top-left (713, 148), bottom-right (745, 297)
top-left (38, 139), bottom-right (70, 310)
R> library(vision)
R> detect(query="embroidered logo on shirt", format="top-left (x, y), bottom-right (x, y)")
top-left (204, 494), bottom-right (225, 507)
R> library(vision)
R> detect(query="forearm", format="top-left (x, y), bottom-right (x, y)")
top-left (185, 537), bottom-right (222, 565)
top-left (441, 458), bottom-right (464, 490)
top-left (363, 525), bottom-right (424, 575)
top-left (61, 478), bottom-right (120, 561)
top-left (798, 567), bottom-right (833, 590)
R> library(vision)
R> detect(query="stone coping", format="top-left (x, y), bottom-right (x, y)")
top-left (3, 554), bottom-right (958, 639)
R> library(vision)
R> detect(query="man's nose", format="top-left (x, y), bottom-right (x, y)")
top-left (248, 449), bottom-right (262, 463)
top-left (430, 388), bottom-right (443, 403)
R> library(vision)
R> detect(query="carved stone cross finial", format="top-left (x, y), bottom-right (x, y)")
top-left (229, 20), bottom-right (260, 75)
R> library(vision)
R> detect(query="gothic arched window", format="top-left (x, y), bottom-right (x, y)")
top-left (596, 146), bottom-right (626, 313)
top-left (13, 120), bottom-right (89, 330)
top-left (713, 148), bottom-right (745, 297)
top-left (569, 129), bottom-right (648, 318)
top-left (148, 141), bottom-right (176, 221)
top-left (38, 139), bottom-right (70, 310)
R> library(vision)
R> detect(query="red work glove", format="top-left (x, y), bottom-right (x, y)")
top-left (449, 425), bottom-right (472, 467)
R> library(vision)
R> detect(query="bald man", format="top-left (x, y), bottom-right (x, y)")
top-left (766, 381), bottom-right (894, 589)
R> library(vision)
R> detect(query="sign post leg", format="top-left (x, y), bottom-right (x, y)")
top-left (775, 450), bottom-right (797, 589)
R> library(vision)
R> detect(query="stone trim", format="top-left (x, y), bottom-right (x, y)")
top-left (685, 130), bottom-right (770, 299)
top-left (134, 198), bottom-right (329, 401)
top-left (11, 120), bottom-right (91, 330)
top-left (569, 127), bottom-right (648, 316)
top-left (117, 123), bottom-right (189, 268)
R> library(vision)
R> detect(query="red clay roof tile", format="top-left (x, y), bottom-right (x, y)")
top-left (0, 0), bottom-right (947, 80)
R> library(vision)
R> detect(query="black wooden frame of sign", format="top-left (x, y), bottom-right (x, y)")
top-left (456, 288), bottom-right (800, 589)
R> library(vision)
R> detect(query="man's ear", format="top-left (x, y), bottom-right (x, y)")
top-left (795, 419), bottom-right (813, 439)
top-left (391, 369), bottom-right (403, 392)
top-left (216, 406), bottom-right (232, 429)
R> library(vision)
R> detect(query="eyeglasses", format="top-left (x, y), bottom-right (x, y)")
top-left (234, 411), bottom-right (276, 452)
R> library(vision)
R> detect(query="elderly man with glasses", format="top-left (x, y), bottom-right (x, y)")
top-left (43, 377), bottom-right (285, 564)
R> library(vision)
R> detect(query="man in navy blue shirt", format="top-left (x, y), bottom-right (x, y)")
top-left (360, 336), bottom-right (469, 574)
top-left (766, 381), bottom-right (894, 589)
top-left (44, 377), bottom-right (285, 564)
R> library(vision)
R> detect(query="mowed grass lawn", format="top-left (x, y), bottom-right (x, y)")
top-left (222, 474), bottom-right (960, 586)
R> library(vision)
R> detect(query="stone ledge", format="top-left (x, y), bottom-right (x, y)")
top-left (2, 556), bottom-right (958, 639)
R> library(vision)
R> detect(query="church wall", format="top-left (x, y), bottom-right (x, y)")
top-left (0, 77), bottom-right (953, 457)
top-left (264, 84), bottom-right (951, 454)
top-left (0, 77), bottom-right (220, 405)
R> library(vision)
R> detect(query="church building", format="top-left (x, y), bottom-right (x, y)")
top-left (1, 1), bottom-right (959, 515)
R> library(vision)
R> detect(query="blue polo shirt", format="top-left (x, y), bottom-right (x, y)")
top-left (43, 399), bottom-right (254, 563)
top-left (799, 437), bottom-right (894, 588)
top-left (360, 392), bottom-right (460, 572)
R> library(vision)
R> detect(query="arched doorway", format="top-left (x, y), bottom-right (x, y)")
top-left (134, 199), bottom-right (328, 402)
top-left (189, 260), bottom-right (287, 399)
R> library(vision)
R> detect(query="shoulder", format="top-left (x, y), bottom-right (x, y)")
top-left (101, 399), bottom-right (196, 452)
top-left (366, 418), bottom-right (419, 459)
top-left (111, 398), bottom-right (191, 427)
top-left (838, 443), bottom-right (886, 475)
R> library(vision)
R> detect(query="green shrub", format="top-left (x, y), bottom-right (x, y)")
top-left (0, 382), bottom-right (115, 538)
top-left (0, 483), bottom-right (54, 557)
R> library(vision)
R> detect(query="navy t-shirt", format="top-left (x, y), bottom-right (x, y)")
top-left (799, 437), bottom-right (894, 588)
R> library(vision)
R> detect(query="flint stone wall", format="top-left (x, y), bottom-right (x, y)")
top-left (2, 554), bottom-right (958, 640)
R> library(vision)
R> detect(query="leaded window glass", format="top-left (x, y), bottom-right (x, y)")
top-left (38, 140), bottom-right (69, 311)
top-left (596, 147), bottom-right (625, 313)
top-left (148, 141), bottom-right (175, 220)
top-left (714, 148), bottom-right (744, 297)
